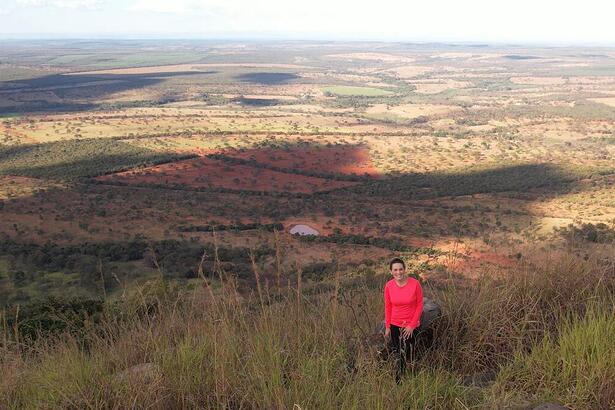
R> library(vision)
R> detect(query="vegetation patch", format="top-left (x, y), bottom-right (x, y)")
top-left (0, 239), bottom-right (276, 306)
top-left (345, 163), bottom-right (609, 199)
top-left (177, 222), bottom-right (284, 233)
top-left (296, 232), bottom-right (439, 254)
top-left (503, 55), bottom-right (541, 60)
top-left (556, 222), bottom-right (615, 244)
top-left (0, 140), bottom-right (194, 180)
top-left (323, 86), bottom-right (394, 97)
top-left (236, 72), bottom-right (300, 85)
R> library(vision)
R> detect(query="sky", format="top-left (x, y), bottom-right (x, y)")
top-left (0, 0), bottom-right (614, 45)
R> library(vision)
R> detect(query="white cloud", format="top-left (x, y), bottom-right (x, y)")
top-left (16, 0), bottom-right (104, 9)
top-left (128, 0), bottom-right (198, 14)
top-left (16, 0), bottom-right (45, 5)
top-left (53, 0), bottom-right (103, 8)
top-left (127, 0), bottom-right (241, 15)
top-left (119, 0), bottom-right (615, 43)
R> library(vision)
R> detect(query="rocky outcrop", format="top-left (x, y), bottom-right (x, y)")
top-left (373, 296), bottom-right (442, 335)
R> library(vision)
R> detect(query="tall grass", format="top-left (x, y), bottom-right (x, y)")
top-left (491, 307), bottom-right (615, 409)
top-left (1, 251), bottom-right (613, 409)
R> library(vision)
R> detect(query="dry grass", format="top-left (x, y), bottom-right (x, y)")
top-left (510, 77), bottom-right (567, 86)
top-left (412, 80), bottom-right (471, 94)
top-left (1, 250), bottom-right (613, 409)
top-left (588, 97), bottom-right (615, 108)
top-left (365, 103), bottom-right (458, 120)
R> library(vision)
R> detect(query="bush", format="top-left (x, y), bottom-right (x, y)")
top-left (556, 222), bottom-right (615, 244)
top-left (4, 297), bottom-right (105, 342)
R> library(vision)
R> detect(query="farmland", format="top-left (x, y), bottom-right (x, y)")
top-left (322, 85), bottom-right (394, 96)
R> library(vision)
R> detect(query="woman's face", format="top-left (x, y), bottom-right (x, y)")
top-left (390, 262), bottom-right (406, 281)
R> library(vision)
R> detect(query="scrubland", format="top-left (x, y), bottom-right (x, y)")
top-left (1, 41), bottom-right (614, 408)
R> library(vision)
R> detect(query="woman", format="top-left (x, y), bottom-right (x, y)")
top-left (384, 257), bottom-right (423, 384)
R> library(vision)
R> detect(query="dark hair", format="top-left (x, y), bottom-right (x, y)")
top-left (389, 257), bottom-right (405, 271)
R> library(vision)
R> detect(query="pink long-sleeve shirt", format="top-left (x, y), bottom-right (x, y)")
top-left (384, 278), bottom-right (423, 330)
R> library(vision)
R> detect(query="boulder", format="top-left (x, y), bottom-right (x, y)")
top-left (373, 297), bottom-right (441, 335)
top-left (418, 297), bottom-right (441, 332)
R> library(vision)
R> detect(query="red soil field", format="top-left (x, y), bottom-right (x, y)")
top-left (223, 145), bottom-right (380, 177)
top-left (95, 157), bottom-right (358, 194)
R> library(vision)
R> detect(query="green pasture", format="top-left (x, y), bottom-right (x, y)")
top-left (323, 85), bottom-right (394, 97)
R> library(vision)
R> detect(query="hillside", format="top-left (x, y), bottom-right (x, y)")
top-left (1, 40), bottom-right (614, 408)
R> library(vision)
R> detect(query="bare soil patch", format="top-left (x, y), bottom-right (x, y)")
top-left (413, 80), bottom-right (471, 94)
top-left (510, 77), bottom-right (567, 85)
top-left (366, 103), bottom-right (458, 119)
top-left (95, 157), bottom-right (358, 193)
top-left (588, 97), bottom-right (615, 108)
top-left (224, 144), bottom-right (379, 177)
top-left (324, 53), bottom-right (415, 63)
top-left (381, 65), bottom-right (431, 78)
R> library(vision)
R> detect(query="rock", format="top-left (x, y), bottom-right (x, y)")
top-left (373, 297), bottom-right (442, 335)
top-left (532, 404), bottom-right (570, 410)
top-left (418, 297), bottom-right (441, 332)
top-left (114, 362), bottom-right (162, 384)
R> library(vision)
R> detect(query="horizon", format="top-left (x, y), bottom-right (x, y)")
top-left (1, 36), bottom-right (614, 49)
top-left (1, 0), bottom-right (615, 46)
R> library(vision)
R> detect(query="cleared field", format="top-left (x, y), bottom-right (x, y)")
top-left (381, 65), bottom-right (432, 78)
top-left (588, 97), bottom-right (615, 108)
top-left (46, 51), bottom-right (206, 69)
top-left (70, 63), bottom-right (310, 75)
top-left (510, 77), bottom-right (567, 85)
top-left (95, 156), bottom-right (358, 193)
top-left (219, 144), bottom-right (380, 177)
top-left (322, 86), bottom-right (394, 96)
top-left (413, 79), bottom-right (471, 94)
top-left (365, 103), bottom-right (458, 120)
top-left (324, 53), bottom-right (415, 63)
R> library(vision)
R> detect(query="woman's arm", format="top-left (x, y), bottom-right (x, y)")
top-left (384, 284), bottom-right (392, 329)
top-left (409, 280), bottom-right (423, 330)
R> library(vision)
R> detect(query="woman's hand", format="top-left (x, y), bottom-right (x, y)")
top-left (401, 327), bottom-right (414, 340)
top-left (384, 327), bottom-right (391, 342)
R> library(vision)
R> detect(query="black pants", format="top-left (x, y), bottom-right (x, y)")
top-left (388, 325), bottom-right (416, 384)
